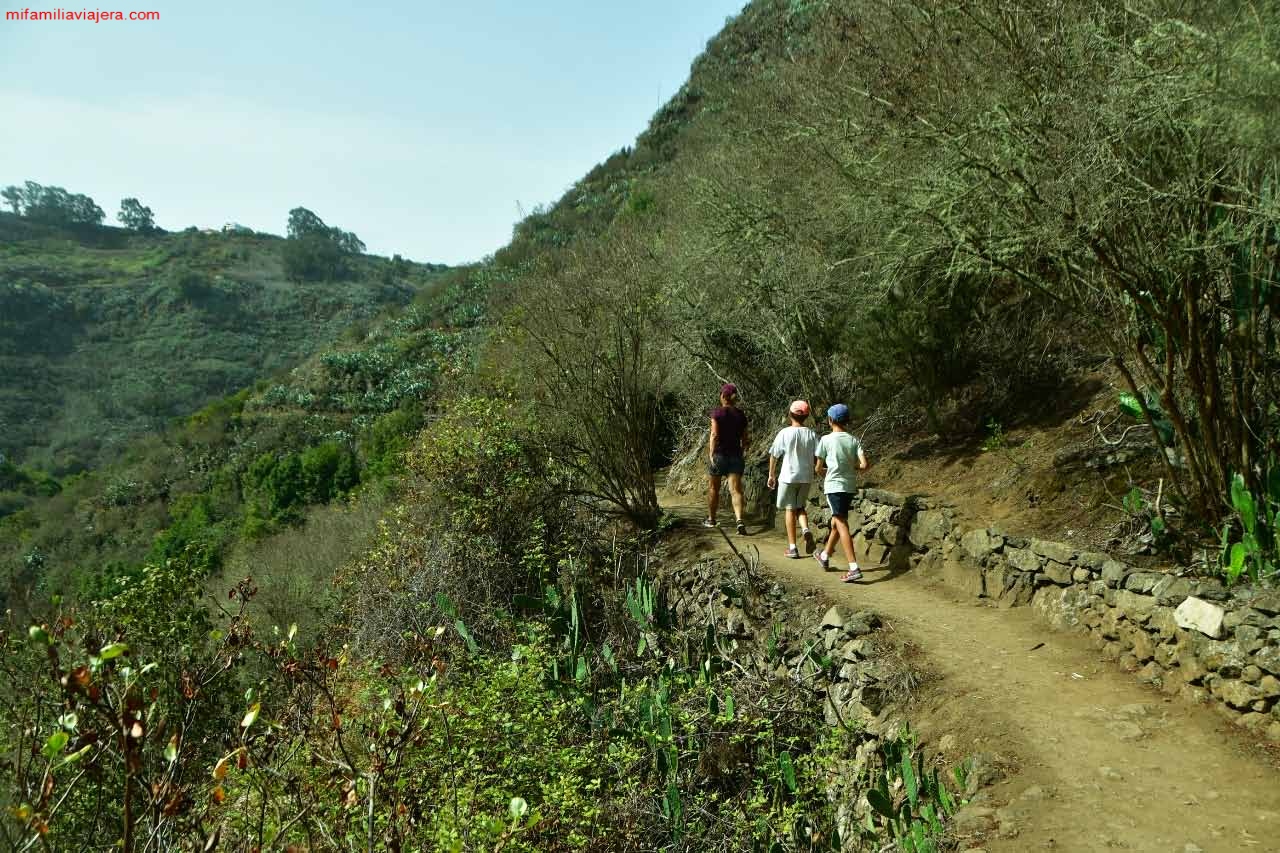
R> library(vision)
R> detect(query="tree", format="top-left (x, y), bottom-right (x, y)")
top-left (1, 185), bottom-right (21, 214)
top-left (117, 197), bottom-right (155, 232)
top-left (17, 181), bottom-right (104, 226)
top-left (68, 193), bottom-right (104, 226)
top-left (286, 206), bottom-right (328, 240)
top-left (283, 206), bottom-right (365, 281)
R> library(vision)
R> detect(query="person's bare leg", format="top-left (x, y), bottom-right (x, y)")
top-left (728, 473), bottom-right (745, 523)
top-left (835, 516), bottom-right (856, 565)
top-left (798, 509), bottom-right (813, 552)
top-left (708, 475), bottom-right (722, 523)
top-left (824, 525), bottom-right (839, 557)
top-left (784, 507), bottom-right (797, 548)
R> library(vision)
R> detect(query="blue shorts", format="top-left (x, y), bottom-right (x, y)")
top-left (827, 492), bottom-right (855, 518)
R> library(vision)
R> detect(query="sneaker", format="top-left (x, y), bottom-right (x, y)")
top-left (842, 567), bottom-right (863, 583)
top-left (702, 518), bottom-right (716, 528)
top-left (802, 527), bottom-right (815, 554)
top-left (813, 551), bottom-right (829, 571)
top-left (736, 521), bottom-right (746, 536)
top-left (784, 545), bottom-right (800, 559)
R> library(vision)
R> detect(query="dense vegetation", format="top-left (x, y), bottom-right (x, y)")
top-left (496, 0), bottom-right (1280, 581)
top-left (0, 210), bottom-right (443, 477)
top-left (3, 0), bottom-right (1279, 849)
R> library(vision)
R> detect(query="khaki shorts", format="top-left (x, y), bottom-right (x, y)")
top-left (776, 481), bottom-right (811, 510)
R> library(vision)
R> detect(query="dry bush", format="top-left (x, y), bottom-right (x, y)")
top-left (218, 491), bottom-right (389, 639)
top-left (502, 224), bottom-right (676, 528)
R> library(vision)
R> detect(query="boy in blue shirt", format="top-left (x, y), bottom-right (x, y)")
top-left (813, 403), bottom-right (868, 582)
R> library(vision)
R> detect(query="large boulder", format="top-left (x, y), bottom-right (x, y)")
top-left (1174, 596), bottom-right (1226, 639)
top-left (1250, 592), bottom-right (1280, 616)
top-left (1030, 538), bottom-right (1074, 565)
top-left (960, 528), bottom-right (1001, 562)
top-left (1041, 561), bottom-right (1074, 586)
top-left (1032, 585), bottom-right (1091, 630)
top-left (1115, 590), bottom-right (1157, 622)
top-left (909, 509), bottom-right (953, 549)
top-left (1005, 547), bottom-right (1042, 573)
top-left (1101, 560), bottom-right (1133, 588)
top-left (1123, 572), bottom-right (1164, 594)
top-left (1152, 575), bottom-right (1194, 607)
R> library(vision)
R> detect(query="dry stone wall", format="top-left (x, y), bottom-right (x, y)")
top-left (651, 552), bottom-right (937, 839)
top-left (834, 489), bottom-right (1280, 742)
top-left (655, 553), bottom-right (903, 736)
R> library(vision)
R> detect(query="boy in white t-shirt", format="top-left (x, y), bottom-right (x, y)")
top-left (814, 403), bottom-right (868, 582)
top-left (767, 400), bottom-right (818, 559)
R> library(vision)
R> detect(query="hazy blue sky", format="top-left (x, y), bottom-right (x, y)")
top-left (0, 0), bottom-right (745, 264)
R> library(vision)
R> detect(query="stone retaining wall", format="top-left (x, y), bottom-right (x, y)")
top-left (655, 552), bottom-right (904, 736)
top-left (832, 489), bottom-right (1280, 742)
top-left (651, 551), bottom-right (953, 839)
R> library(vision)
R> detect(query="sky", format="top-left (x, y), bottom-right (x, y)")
top-left (0, 0), bottom-right (746, 264)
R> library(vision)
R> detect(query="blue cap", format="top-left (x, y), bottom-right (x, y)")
top-left (827, 403), bottom-right (850, 424)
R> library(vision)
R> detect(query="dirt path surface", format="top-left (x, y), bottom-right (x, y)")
top-left (664, 499), bottom-right (1280, 853)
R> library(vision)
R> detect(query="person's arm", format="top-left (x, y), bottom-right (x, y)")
top-left (708, 418), bottom-right (718, 462)
top-left (768, 454), bottom-right (778, 489)
top-left (814, 442), bottom-right (826, 478)
top-left (857, 447), bottom-right (869, 471)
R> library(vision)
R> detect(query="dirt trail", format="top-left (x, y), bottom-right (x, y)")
top-left (664, 499), bottom-right (1280, 853)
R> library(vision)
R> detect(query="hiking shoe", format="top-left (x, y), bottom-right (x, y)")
top-left (702, 518), bottom-right (716, 528)
top-left (841, 567), bottom-right (864, 583)
top-left (802, 527), bottom-right (815, 554)
top-left (785, 545), bottom-right (800, 559)
top-left (736, 521), bottom-right (747, 536)
top-left (813, 551), bottom-right (829, 571)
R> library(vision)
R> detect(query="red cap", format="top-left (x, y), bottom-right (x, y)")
top-left (789, 400), bottom-right (810, 417)
top-left (721, 383), bottom-right (738, 399)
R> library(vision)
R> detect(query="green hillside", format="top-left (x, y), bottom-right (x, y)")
top-left (0, 212), bottom-right (443, 475)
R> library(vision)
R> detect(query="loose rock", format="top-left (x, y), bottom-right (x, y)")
top-left (1174, 596), bottom-right (1226, 639)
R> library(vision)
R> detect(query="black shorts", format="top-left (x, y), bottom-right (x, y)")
top-left (709, 454), bottom-right (745, 477)
top-left (827, 492), bottom-right (855, 517)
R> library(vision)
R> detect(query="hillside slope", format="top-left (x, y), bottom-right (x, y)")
top-left (0, 213), bottom-right (443, 474)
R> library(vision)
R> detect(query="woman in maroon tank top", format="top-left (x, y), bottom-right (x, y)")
top-left (705, 383), bottom-right (749, 534)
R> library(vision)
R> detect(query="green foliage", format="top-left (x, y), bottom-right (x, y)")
top-left (406, 396), bottom-right (552, 540)
top-left (1117, 390), bottom-right (1174, 446)
top-left (979, 419), bottom-right (1005, 453)
top-left (359, 407), bottom-right (423, 478)
top-left (861, 726), bottom-right (963, 852)
top-left (116, 197), bottom-right (156, 232)
top-left (1221, 470), bottom-right (1280, 584)
top-left (242, 443), bottom-right (358, 530)
top-left (282, 206), bottom-right (366, 281)
top-left (146, 493), bottom-right (228, 574)
top-left (5, 180), bottom-right (104, 226)
top-left (0, 560), bottom-right (251, 851)
top-left (0, 458), bottom-right (60, 520)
